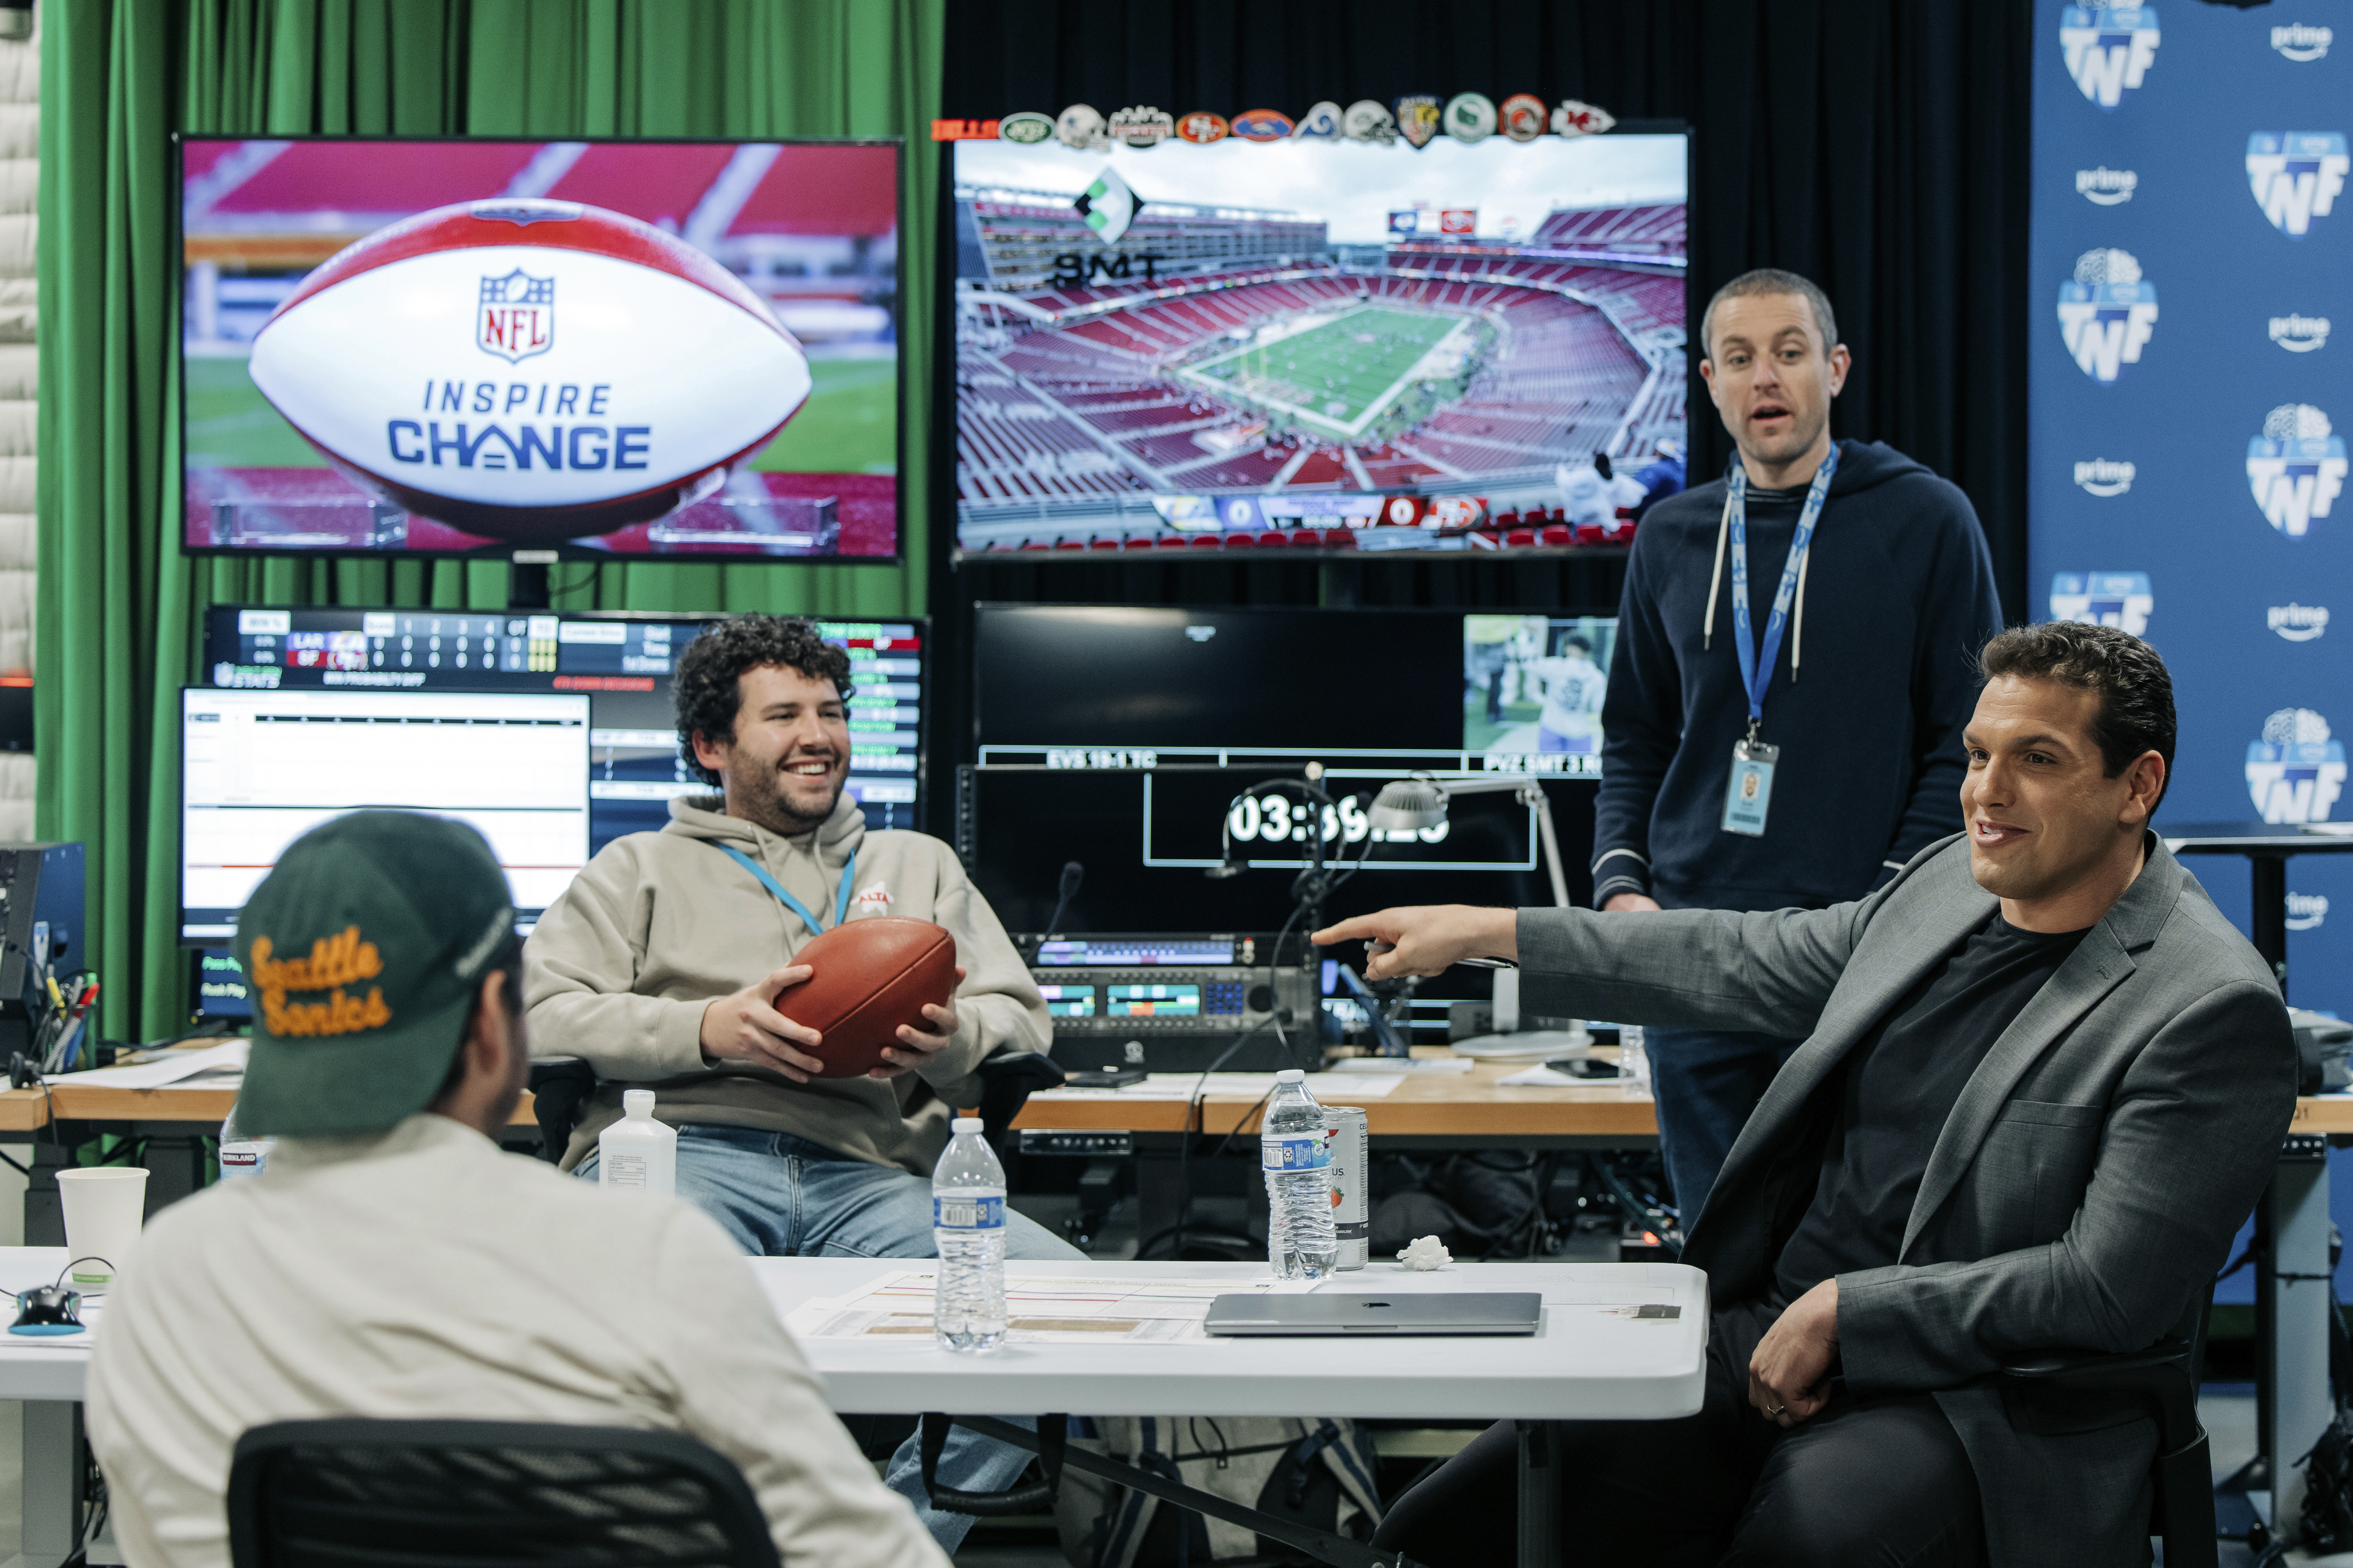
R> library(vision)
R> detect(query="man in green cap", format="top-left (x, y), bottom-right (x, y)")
top-left (86, 811), bottom-right (946, 1568)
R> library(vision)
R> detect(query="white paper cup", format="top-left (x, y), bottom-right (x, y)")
top-left (57, 1168), bottom-right (148, 1291)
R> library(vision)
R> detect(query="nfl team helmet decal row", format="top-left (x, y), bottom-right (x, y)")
top-left (939, 99), bottom-right (1618, 151)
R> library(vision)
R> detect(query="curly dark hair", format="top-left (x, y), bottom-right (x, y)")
top-left (1979, 622), bottom-right (2175, 806)
top-left (673, 615), bottom-right (856, 788)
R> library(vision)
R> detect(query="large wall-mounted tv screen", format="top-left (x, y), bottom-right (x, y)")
top-left (180, 136), bottom-right (902, 561)
top-left (950, 126), bottom-right (1686, 555)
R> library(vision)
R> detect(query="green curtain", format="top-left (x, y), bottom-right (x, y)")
top-left (38, 0), bottom-right (944, 1042)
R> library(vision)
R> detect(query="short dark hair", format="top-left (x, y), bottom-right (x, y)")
top-left (1701, 268), bottom-right (1839, 361)
top-left (1978, 622), bottom-right (2175, 804)
top-left (672, 615), bottom-right (856, 788)
top-left (429, 939), bottom-right (525, 1107)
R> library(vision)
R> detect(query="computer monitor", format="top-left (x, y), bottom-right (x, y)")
top-left (179, 135), bottom-right (903, 561)
top-left (949, 128), bottom-right (1687, 553)
top-left (202, 607), bottom-right (926, 848)
top-left (973, 603), bottom-right (1615, 779)
top-left (967, 603), bottom-right (1615, 932)
top-left (193, 949), bottom-right (252, 1023)
top-left (958, 763), bottom-right (1595, 936)
top-left (180, 686), bottom-right (591, 943)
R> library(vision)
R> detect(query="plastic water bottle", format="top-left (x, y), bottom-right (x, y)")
top-left (597, 1090), bottom-right (677, 1194)
top-left (1262, 1070), bottom-right (1336, 1280)
top-left (1621, 1024), bottom-right (1653, 1098)
top-left (217, 1098), bottom-right (275, 1183)
top-left (932, 1117), bottom-right (1008, 1353)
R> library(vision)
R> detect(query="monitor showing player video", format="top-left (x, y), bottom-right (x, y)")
top-left (951, 128), bottom-right (1685, 553)
top-left (1464, 614), bottom-right (1617, 776)
top-left (181, 136), bottom-right (901, 561)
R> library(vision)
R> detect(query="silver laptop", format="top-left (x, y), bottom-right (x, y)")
top-left (1204, 1291), bottom-right (1543, 1337)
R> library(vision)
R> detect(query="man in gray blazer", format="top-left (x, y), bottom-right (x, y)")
top-left (1321, 622), bottom-right (2296, 1568)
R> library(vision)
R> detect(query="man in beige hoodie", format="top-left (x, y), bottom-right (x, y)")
top-left (523, 613), bottom-right (1081, 1555)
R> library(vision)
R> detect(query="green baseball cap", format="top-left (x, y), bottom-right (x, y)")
top-left (236, 812), bottom-right (519, 1137)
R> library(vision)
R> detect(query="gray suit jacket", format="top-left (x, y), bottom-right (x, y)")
top-left (1518, 833), bottom-right (2296, 1568)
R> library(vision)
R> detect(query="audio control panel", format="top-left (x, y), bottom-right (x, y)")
top-left (1012, 932), bottom-right (1315, 1072)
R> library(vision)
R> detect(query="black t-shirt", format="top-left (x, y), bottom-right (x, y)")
top-left (1772, 913), bottom-right (2093, 1302)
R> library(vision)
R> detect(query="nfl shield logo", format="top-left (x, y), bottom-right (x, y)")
top-left (478, 269), bottom-right (554, 364)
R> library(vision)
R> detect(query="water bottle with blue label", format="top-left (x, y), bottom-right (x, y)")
top-left (932, 1116), bottom-right (1008, 1352)
top-left (1262, 1070), bottom-right (1336, 1280)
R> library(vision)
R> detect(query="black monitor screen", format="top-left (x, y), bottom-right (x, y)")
top-left (975, 603), bottom-right (1614, 780)
top-left (959, 764), bottom-right (1597, 937)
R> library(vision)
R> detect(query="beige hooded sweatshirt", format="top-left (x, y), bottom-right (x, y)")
top-left (523, 791), bottom-right (1050, 1174)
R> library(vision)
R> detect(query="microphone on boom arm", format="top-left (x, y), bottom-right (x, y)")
top-left (1045, 860), bottom-right (1084, 933)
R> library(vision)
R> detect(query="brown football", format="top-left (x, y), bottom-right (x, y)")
top-left (784, 917), bottom-right (959, 1079)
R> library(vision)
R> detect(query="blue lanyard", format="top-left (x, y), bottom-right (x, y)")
top-left (714, 842), bottom-right (857, 934)
top-left (1728, 444), bottom-right (1840, 736)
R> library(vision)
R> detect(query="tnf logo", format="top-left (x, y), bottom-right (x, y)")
top-left (2247, 403), bottom-right (2348, 537)
top-left (2057, 249), bottom-right (2158, 381)
top-left (2248, 708), bottom-right (2346, 824)
top-left (2060, 7), bottom-right (2161, 108)
top-left (2050, 571), bottom-right (2152, 635)
top-left (477, 270), bottom-right (554, 364)
top-left (2246, 132), bottom-right (2348, 238)
top-left (2287, 893), bottom-right (2330, 932)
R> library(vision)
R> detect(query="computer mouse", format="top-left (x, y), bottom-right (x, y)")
top-left (10, 1284), bottom-right (83, 1335)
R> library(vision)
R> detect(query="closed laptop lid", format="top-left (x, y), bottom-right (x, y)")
top-left (1203, 1291), bottom-right (1543, 1336)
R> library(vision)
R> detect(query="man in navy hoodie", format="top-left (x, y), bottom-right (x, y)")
top-left (1594, 269), bottom-right (2001, 1224)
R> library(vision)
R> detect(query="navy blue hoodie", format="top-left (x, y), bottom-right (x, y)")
top-left (1592, 439), bottom-right (2001, 914)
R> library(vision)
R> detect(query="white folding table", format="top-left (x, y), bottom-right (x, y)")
top-left (0, 1251), bottom-right (1710, 1568)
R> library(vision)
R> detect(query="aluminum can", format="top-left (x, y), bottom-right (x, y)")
top-left (1324, 1106), bottom-right (1370, 1269)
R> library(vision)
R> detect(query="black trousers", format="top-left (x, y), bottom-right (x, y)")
top-left (1372, 1303), bottom-right (1987, 1567)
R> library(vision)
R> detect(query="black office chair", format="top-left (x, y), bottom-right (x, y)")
top-left (226, 1418), bottom-right (779, 1568)
top-left (1997, 1335), bottom-right (2215, 1568)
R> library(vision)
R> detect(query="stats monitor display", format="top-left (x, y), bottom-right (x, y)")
top-left (951, 129), bottom-right (1685, 553)
top-left (204, 607), bottom-right (925, 850)
top-left (181, 136), bottom-right (901, 561)
top-left (181, 687), bottom-right (591, 942)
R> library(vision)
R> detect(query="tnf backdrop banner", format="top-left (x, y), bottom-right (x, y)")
top-left (2033, 2), bottom-right (2352, 1301)
top-left (2033, 1), bottom-right (2350, 998)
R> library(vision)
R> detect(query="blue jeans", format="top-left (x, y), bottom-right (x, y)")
top-left (576, 1124), bottom-right (1085, 1555)
top-left (1644, 1028), bottom-right (1805, 1226)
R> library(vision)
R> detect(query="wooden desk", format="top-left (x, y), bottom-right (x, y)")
top-left (1015, 1060), bottom-right (2353, 1140)
top-left (0, 1084), bottom-right (544, 1250)
top-left (0, 1084), bottom-right (539, 1130)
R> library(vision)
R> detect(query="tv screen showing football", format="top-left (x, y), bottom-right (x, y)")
top-left (949, 119), bottom-right (1685, 554)
top-left (179, 136), bottom-right (902, 560)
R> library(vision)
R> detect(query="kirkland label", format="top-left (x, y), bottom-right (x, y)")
top-left (934, 1195), bottom-right (1006, 1230)
top-left (1261, 1134), bottom-right (1332, 1172)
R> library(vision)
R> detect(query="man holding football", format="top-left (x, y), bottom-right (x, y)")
top-left (524, 612), bottom-right (1080, 1554)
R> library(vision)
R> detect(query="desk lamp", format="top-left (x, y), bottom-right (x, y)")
top-left (1366, 773), bottom-right (1586, 1059)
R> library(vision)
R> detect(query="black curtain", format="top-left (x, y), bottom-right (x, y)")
top-left (927, 0), bottom-right (2032, 822)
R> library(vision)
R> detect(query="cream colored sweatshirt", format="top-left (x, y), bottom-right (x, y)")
top-left (523, 792), bottom-right (1050, 1174)
top-left (85, 1114), bottom-right (946, 1568)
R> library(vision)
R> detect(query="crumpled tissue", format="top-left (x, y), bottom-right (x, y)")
top-left (1397, 1235), bottom-right (1452, 1271)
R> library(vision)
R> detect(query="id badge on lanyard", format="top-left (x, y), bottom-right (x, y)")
top-left (1720, 449), bottom-right (1838, 839)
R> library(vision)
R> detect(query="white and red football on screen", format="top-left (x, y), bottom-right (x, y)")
top-left (248, 198), bottom-right (812, 545)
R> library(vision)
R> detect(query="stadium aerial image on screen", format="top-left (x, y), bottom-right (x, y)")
top-left (181, 137), bottom-right (900, 559)
top-left (952, 131), bottom-right (1685, 554)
